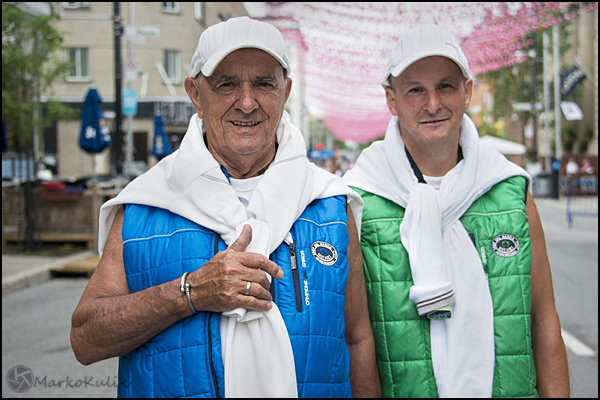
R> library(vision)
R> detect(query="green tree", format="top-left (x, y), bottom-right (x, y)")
top-left (2, 3), bottom-right (76, 251)
top-left (2, 3), bottom-right (76, 148)
top-left (479, 21), bottom-right (572, 161)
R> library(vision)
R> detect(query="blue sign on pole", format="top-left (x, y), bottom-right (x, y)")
top-left (122, 88), bottom-right (138, 116)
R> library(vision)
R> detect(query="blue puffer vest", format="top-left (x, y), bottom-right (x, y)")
top-left (117, 195), bottom-right (353, 398)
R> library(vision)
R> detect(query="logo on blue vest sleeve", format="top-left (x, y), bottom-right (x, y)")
top-left (491, 233), bottom-right (520, 257)
top-left (310, 241), bottom-right (338, 266)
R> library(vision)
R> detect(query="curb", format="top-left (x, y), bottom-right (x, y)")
top-left (2, 250), bottom-right (94, 297)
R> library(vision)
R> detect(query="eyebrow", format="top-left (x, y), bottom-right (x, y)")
top-left (211, 75), bottom-right (278, 85)
top-left (255, 75), bottom-right (278, 83)
top-left (210, 75), bottom-right (237, 86)
top-left (400, 76), bottom-right (461, 89)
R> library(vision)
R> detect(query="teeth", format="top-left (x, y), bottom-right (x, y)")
top-left (232, 121), bottom-right (259, 126)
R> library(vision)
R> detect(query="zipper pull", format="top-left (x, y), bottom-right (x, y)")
top-left (289, 241), bottom-right (298, 270)
top-left (284, 232), bottom-right (297, 270)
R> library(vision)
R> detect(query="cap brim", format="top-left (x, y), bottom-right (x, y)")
top-left (200, 44), bottom-right (290, 77)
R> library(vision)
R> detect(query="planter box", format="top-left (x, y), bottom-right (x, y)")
top-left (39, 190), bottom-right (82, 202)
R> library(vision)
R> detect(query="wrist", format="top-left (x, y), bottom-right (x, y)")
top-left (180, 272), bottom-right (198, 314)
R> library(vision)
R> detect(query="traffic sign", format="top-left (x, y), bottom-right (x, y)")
top-left (122, 88), bottom-right (138, 116)
top-left (123, 58), bottom-right (138, 82)
top-left (123, 25), bottom-right (160, 38)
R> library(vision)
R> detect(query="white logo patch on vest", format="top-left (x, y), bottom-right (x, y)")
top-left (310, 241), bottom-right (338, 266)
top-left (491, 233), bottom-right (520, 257)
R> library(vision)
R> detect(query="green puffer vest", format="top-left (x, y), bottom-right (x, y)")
top-left (353, 176), bottom-right (538, 398)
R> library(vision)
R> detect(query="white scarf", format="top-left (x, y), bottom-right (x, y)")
top-left (99, 111), bottom-right (363, 398)
top-left (343, 115), bottom-right (529, 398)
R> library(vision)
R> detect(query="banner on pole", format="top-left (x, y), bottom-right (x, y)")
top-left (560, 65), bottom-right (586, 97)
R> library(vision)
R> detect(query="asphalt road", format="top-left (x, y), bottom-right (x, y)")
top-left (535, 197), bottom-right (598, 398)
top-left (2, 197), bottom-right (597, 398)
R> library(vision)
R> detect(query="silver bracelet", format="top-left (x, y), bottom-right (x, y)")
top-left (180, 272), bottom-right (198, 314)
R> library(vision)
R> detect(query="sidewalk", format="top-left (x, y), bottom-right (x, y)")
top-left (2, 250), bottom-right (97, 297)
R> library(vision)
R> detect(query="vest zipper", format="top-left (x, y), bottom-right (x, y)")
top-left (207, 233), bottom-right (221, 398)
top-left (286, 235), bottom-right (303, 313)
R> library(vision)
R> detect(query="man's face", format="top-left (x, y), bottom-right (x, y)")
top-left (187, 48), bottom-right (292, 159)
top-left (385, 56), bottom-right (473, 151)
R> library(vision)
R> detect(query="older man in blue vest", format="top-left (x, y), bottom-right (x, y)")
top-left (71, 17), bottom-right (379, 398)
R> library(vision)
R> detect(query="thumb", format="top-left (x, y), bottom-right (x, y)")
top-left (228, 224), bottom-right (252, 253)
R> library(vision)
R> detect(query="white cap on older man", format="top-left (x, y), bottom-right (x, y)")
top-left (190, 16), bottom-right (290, 78)
top-left (382, 24), bottom-right (470, 88)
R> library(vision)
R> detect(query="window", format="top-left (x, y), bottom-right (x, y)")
top-left (66, 48), bottom-right (90, 81)
top-left (162, 2), bottom-right (180, 13)
top-left (63, 2), bottom-right (90, 9)
top-left (164, 50), bottom-right (181, 83)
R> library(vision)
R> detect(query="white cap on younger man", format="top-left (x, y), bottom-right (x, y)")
top-left (382, 24), bottom-right (470, 88)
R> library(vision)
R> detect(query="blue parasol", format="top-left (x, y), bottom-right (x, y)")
top-left (79, 88), bottom-right (111, 154)
top-left (150, 115), bottom-right (172, 160)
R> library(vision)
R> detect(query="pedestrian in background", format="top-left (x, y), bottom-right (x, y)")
top-left (344, 24), bottom-right (569, 398)
top-left (566, 157), bottom-right (579, 179)
top-left (71, 16), bottom-right (379, 398)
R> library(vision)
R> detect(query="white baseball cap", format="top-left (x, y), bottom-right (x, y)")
top-left (382, 24), bottom-right (470, 88)
top-left (190, 16), bottom-right (290, 78)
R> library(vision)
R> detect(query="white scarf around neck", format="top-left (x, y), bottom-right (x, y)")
top-left (343, 114), bottom-right (529, 398)
top-left (99, 111), bottom-right (363, 398)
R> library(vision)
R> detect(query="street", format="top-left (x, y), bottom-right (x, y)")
top-left (2, 198), bottom-right (598, 398)
top-left (535, 197), bottom-right (598, 398)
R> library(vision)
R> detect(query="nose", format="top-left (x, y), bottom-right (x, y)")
top-left (236, 83), bottom-right (259, 114)
top-left (424, 89), bottom-right (442, 113)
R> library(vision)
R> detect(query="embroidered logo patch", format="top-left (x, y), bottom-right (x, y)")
top-left (310, 241), bottom-right (338, 266)
top-left (491, 234), bottom-right (520, 257)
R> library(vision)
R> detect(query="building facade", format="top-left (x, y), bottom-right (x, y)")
top-left (46, 2), bottom-right (249, 179)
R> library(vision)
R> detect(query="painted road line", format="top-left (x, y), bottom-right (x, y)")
top-left (561, 329), bottom-right (597, 357)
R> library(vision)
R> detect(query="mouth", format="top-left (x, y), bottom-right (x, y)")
top-left (419, 118), bottom-right (449, 125)
top-left (230, 120), bottom-right (261, 127)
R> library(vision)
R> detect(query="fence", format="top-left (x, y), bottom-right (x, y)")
top-left (566, 177), bottom-right (598, 228)
top-left (2, 186), bottom-right (102, 251)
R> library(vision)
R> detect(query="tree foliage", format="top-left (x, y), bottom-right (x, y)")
top-left (2, 3), bottom-right (76, 151)
top-left (479, 23), bottom-right (573, 126)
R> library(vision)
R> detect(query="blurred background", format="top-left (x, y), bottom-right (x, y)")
top-left (2, 2), bottom-right (597, 398)
top-left (2, 3), bottom-right (598, 254)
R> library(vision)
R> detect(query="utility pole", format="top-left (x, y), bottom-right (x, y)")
top-left (530, 33), bottom-right (538, 159)
top-left (543, 31), bottom-right (551, 172)
top-left (125, 2), bottom-right (135, 180)
top-left (113, 2), bottom-right (123, 176)
top-left (553, 25), bottom-right (562, 169)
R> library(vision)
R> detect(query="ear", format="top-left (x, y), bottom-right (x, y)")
top-left (385, 86), bottom-right (398, 116)
top-left (463, 78), bottom-right (474, 110)
top-left (184, 77), bottom-right (204, 118)
top-left (284, 77), bottom-right (293, 103)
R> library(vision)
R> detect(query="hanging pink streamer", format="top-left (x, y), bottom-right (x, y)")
top-left (250, 2), bottom-right (597, 143)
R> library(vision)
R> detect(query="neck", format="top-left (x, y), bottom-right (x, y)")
top-left (212, 144), bottom-right (277, 179)
top-left (404, 139), bottom-right (460, 177)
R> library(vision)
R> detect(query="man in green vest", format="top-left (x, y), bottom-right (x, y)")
top-left (344, 24), bottom-right (569, 398)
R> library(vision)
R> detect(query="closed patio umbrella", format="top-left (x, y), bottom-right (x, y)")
top-left (79, 88), bottom-right (111, 154)
top-left (150, 115), bottom-right (172, 160)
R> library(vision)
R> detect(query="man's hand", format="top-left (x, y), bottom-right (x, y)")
top-left (188, 225), bottom-right (283, 312)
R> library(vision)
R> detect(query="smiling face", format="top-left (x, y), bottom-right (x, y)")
top-left (185, 48), bottom-right (292, 175)
top-left (386, 56), bottom-right (472, 154)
